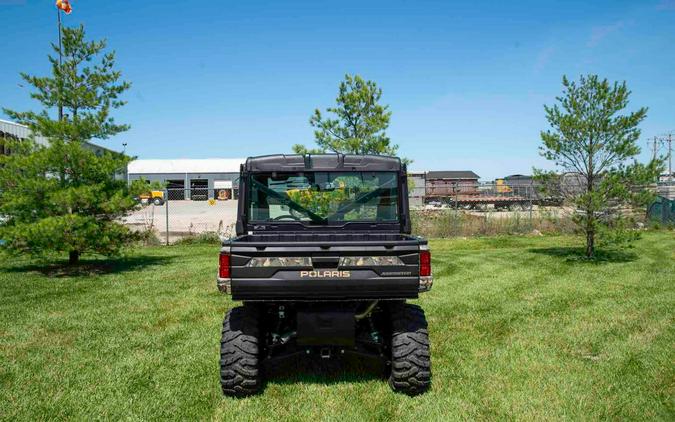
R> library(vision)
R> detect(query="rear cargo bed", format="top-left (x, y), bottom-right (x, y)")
top-left (226, 233), bottom-right (424, 301)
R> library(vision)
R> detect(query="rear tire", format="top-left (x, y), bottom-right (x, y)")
top-left (153, 197), bottom-right (164, 206)
top-left (388, 303), bottom-right (431, 396)
top-left (220, 306), bottom-right (262, 397)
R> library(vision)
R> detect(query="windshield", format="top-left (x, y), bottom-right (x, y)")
top-left (248, 171), bottom-right (399, 224)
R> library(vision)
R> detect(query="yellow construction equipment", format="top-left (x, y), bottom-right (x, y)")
top-left (495, 179), bottom-right (513, 193)
top-left (138, 190), bottom-right (165, 206)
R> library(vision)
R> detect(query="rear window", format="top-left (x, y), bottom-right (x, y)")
top-left (248, 171), bottom-right (399, 224)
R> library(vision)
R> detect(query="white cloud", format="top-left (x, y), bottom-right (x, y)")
top-left (587, 21), bottom-right (625, 48)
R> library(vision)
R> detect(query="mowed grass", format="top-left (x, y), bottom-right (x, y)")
top-left (1, 232), bottom-right (674, 421)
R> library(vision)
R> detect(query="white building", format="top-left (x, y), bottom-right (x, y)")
top-left (127, 158), bottom-right (244, 200)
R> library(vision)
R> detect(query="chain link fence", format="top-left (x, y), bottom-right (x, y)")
top-left (124, 188), bottom-right (238, 244)
top-left (122, 182), bottom-right (559, 243)
top-left (121, 181), bottom-right (667, 243)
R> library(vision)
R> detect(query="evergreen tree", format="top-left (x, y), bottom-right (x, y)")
top-left (536, 75), bottom-right (662, 258)
top-left (1, 25), bottom-right (140, 264)
top-left (293, 74), bottom-right (404, 159)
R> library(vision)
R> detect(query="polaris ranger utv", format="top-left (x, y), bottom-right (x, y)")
top-left (217, 154), bottom-right (432, 396)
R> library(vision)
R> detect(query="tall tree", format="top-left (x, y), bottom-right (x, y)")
top-left (293, 74), bottom-right (403, 158)
top-left (536, 74), bottom-right (662, 258)
top-left (1, 25), bottom-right (140, 264)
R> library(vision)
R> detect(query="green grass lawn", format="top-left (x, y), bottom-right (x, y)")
top-left (1, 232), bottom-right (674, 420)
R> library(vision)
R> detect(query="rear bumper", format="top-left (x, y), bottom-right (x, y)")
top-left (216, 276), bottom-right (232, 294)
top-left (226, 277), bottom-right (420, 301)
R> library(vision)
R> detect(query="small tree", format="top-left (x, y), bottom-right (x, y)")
top-left (293, 74), bottom-right (404, 159)
top-left (536, 75), bottom-right (662, 258)
top-left (1, 25), bottom-right (140, 264)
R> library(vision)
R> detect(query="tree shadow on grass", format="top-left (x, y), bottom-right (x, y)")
top-left (1, 254), bottom-right (178, 277)
top-left (528, 246), bottom-right (638, 263)
top-left (263, 353), bottom-right (386, 387)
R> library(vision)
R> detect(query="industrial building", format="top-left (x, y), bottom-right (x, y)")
top-left (0, 119), bottom-right (120, 157)
top-left (424, 170), bottom-right (481, 197)
top-left (127, 158), bottom-right (244, 200)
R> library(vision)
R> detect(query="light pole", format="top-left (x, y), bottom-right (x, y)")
top-left (55, 0), bottom-right (72, 120)
top-left (56, 7), bottom-right (63, 121)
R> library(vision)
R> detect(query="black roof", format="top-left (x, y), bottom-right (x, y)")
top-left (426, 170), bottom-right (480, 180)
top-left (245, 154), bottom-right (402, 172)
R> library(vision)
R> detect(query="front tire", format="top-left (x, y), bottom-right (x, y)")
top-left (388, 303), bottom-right (431, 396)
top-left (220, 306), bottom-right (262, 397)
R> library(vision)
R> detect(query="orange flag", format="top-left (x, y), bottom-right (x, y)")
top-left (56, 0), bottom-right (73, 15)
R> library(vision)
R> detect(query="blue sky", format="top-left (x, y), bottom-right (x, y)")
top-left (1, 0), bottom-right (674, 179)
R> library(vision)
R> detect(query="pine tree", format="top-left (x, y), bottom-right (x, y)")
top-left (536, 75), bottom-right (662, 258)
top-left (293, 74), bottom-right (404, 159)
top-left (1, 25), bottom-right (140, 264)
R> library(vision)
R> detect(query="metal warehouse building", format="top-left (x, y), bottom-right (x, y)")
top-left (1, 119), bottom-right (122, 158)
top-left (127, 158), bottom-right (244, 200)
top-left (1, 119), bottom-right (127, 180)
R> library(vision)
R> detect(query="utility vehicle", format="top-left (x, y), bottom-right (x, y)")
top-left (217, 154), bottom-right (432, 396)
top-left (135, 190), bottom-right (164, 206)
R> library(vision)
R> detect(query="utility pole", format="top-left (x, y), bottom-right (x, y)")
top-left (652, 136), bottom-right (659, 161)
top-left (654, 133), bottom-right (674, 182)
top-left (668, 133), bottom-right (673, 181)
top-left (56, 7), bottom-right (63, 121)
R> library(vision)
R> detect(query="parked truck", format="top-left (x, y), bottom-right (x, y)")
top-left (217, 154), bottom-right (433, 396)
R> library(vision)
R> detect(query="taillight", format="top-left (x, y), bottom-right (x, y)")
top-left (419, 250), bottom-right (431, 277)
top-left (219, 253), bottom-right (231, 278)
